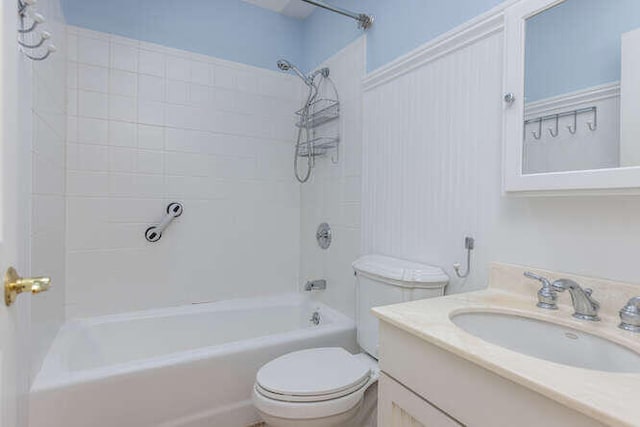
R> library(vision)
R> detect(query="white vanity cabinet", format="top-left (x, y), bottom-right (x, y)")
top-left (376, 321), bottom-right (606, 427)
top-left (378, 373), bottom-right (461, 427)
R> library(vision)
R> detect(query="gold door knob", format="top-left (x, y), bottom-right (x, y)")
top-left (4, 267), bottom-right (51, 306)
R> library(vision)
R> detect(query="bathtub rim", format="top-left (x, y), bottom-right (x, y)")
top-left (32, 293), bottom-right (355, 393)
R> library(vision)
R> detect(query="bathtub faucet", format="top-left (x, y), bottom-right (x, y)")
top-left (305, 280), bottom-right (327, 291)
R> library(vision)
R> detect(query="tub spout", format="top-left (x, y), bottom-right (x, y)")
top-left (304, 280), bottom-right (327, 291)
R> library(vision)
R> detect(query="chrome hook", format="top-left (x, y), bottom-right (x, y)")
top-left (18, 30), bottom-right (49, 49)
top-left (532, 118), bottom-right (543, 140)
top-left (18, 0), bottom-right (37, 16)
top-left (18, 12), bottom-right (45, 33)
top-left (548, 114), bottom-right (559, 137)
top-left (567, 111), bottom-right (577, 135)
top-left (587, 108), bottom-right (598, 131)
top-left (453, 236), bottom-right (474, 279)
top-left (21, 44), bottom-right (56, 61)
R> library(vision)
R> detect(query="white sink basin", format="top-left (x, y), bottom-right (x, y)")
top-left (451, 312), bottom-right (640, 373)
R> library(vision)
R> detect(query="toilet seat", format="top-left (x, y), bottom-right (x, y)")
top-left (253, 348), bottom-right (376, 420)
top-left (256, 348), bottom-right (372, 400)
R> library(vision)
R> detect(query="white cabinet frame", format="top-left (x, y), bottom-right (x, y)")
top-left (503, 0), bottom-right (640, 194)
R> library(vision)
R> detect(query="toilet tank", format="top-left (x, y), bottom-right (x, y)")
top-left (353, 255), bottom-right (449, 359)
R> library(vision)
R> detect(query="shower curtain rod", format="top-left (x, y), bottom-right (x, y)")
top-left (299, 0), bottom-right (373, 29)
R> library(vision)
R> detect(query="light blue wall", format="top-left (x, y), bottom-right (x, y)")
top-left (525, 0), bottom-right (640, 102)
top-left (63, 0), bottom-right (507, 74)
top-left (302, 0), bottom-right (504, 73)
top-left (61, 0), bottom-right (304, 71)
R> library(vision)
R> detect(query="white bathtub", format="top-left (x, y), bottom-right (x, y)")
top-left (30, 294), bottom-right (357, 427)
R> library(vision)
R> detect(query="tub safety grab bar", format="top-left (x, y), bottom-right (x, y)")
top-left (145, 202), bottom-right (183, 242)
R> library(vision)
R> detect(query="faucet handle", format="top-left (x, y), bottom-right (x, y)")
top-left (619, 297), bottom-right (640, 333)
top-left (524, 272), bottom-right (557, 310)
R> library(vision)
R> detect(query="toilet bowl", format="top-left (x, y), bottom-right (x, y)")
top-left (252, 348), bottom-right (378, 427)
top-left (253, 256), bottom-right (449, 427)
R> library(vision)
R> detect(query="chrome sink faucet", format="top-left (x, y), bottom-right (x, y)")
top-left (524, 272), bottom-right (600, 321)
top-left (551, 279), bottom-right (600, 321)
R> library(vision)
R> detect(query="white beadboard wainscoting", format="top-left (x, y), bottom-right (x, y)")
top-left (65, 27), bottom-right (304, 318)
top-left (300, 37), bottom-right (365, 319)
top-left (362, 9), bottom-right (640, 294)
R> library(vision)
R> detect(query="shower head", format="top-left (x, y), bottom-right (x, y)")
top-left (277, 59), bottom-right (292, 71)
top-left (277, 59), bottom-right (312, 86)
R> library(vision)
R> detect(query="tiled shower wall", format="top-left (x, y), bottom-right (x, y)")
top-left (29, 0), bottom-right (67, 380)
top-left (65, 27), bottom-right (303, 318)
top-left (300, 38), bottom-right (365, 319)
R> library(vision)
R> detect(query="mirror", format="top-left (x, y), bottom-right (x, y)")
top-left (522, 0), bottom-right (640, 175)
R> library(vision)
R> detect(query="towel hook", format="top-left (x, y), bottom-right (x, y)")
top-left (532, 118), bottom-right (542, 140)
top-left (453, 236), bottom-right (474, 279)
top-left (587, 108), bottom-right (598, 131)
top-left (567, 111), bottom-right (577, 135)
top-left (548, 114), bottom-right (559, 137)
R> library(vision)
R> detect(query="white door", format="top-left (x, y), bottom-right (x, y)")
top-left (0, 1), bottom-right (32, 426)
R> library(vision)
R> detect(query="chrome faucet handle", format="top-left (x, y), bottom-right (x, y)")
top-left (619, 297), bottom-right (640, 333)
top-left (552, 279), bottom-right (600, 321)
top-left (524, 272), bottom-right (557, 310)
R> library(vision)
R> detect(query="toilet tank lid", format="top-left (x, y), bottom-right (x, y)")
top-left (353, 255), bottom-right (449, 285)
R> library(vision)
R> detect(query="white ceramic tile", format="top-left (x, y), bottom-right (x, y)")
top-left (110, 42), bottom-right (138, 72)
top-left (67, 88), bottom-right (78, 116)
top-left (109, 95), bottom-right (137, 122)
top-left (67, 143), bottom-right (109, 171)
top-left (77, 117), bottom-right (108, 145)
top-left (78, 90), bottom-right (108, 119)
top-left (138, 74), bottom-right (164, 102)
top-left (67, 116), bottom-right (78, 142)
top-left (137, 124), bottom-right (164, 150)
top-left (213, 65), bottom-right (236, 89)
top-left (77, 37), bottom-right (109, 67)
top-left (65, 26), bottom-right (304, 319)
top-left (236, 70), bottom-right (258, 93)
top-left (109, 147), bottom-right (136, 172)
top-left (138, 49), bottom-right (165, 77)
top-left (66, 31), bottom-right (78, 62)
top-left (166, 79), bottom-right (188, 105)
top-left (77, 64), bottom-right (108, 92)
top-left (110, 70), bottom-right (137, 97)
top-left (67, 171), bottom-right (109, 196)
top-left (188, 83), bottom-right (210, 107)
top-left (190, 61), bottom-right (212, 85)
top-left (109, 121), bottom-right (137, 147)
top-left (166, 55), bottom-right (190, 81)
top-left (67, 62), bottom-right (78, 88)
top-left (138, 100), bottom-right (164, 126)
top-left (137, 150), bottom-right (164, 174)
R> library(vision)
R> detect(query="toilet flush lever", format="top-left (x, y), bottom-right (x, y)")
top-left (453, 237), bottom-right (474, 279)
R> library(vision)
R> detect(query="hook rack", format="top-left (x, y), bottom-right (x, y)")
top-left (453, 236), bottom-right (474, 279)
top-left (525, 106), bottom-right (597, 140)
top-left (17, 0), bottom-right (56, 61)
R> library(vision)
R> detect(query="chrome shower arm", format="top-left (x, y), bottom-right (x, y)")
top-left (300, 0), bottom-right (373, 29)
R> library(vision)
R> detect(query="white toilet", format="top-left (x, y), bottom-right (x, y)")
top-left (252, 255), bottom-right (449, 427)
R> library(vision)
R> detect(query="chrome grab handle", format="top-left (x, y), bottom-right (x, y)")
top-left (619, 297), bottom-right (640, 333)
top-left (145, 202), bottom-right (183, 243)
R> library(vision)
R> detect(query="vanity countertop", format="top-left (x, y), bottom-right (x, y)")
top-left (372, 263), bottom-right (640, 427)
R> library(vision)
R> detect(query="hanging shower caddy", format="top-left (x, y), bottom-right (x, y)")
top-left (294, 78), bottom-right (341, 164)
